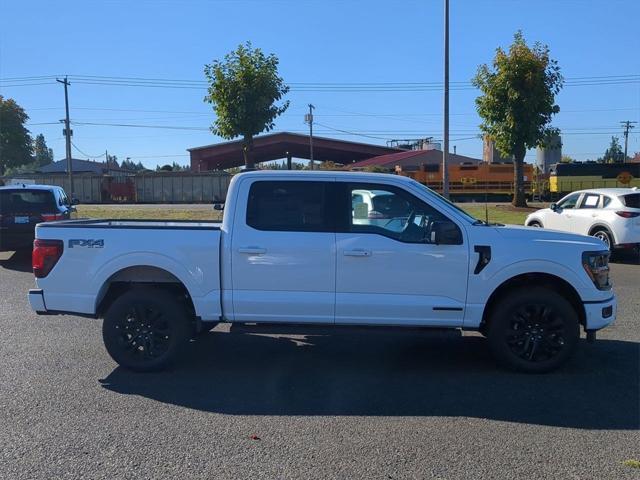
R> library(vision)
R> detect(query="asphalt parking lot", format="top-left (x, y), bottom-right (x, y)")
top-left (0, 251), bottom-right (638, 479)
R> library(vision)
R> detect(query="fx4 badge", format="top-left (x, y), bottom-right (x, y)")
top-left (69, 239), bottom-right (104, 249)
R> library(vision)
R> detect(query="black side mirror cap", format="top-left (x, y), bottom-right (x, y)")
top-left (431, 220), bottom-right (463, 245)
top-left (550, 203), bottom-right (557, 211)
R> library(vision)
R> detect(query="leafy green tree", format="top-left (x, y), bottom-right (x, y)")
top-left (204, 42), bottom-right (289, 169)
top-left (473, 32), bottom-right (563, 207)
top-left (560, 155), bottom-right (575, 163)
top-left (600, 136), bottom-right (624, 163)
top-left (33, 134), bottom-right (54, 166)
top-left (0, 96), bottom-right (33, 174)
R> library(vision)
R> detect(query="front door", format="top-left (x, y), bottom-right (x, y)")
top-left (335, 182), bottom-right (469, 327)
top-left (545, 192), bottom-right (582, 231)
top-left (230, 179), bottom-right (336, 323)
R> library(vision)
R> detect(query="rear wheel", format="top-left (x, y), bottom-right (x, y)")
top-left (102, 288), bottom-right (192, 372)
top-left (487, 287), bottom-right (579, 373)
top-left (591, 228), bottom-right (613, 251)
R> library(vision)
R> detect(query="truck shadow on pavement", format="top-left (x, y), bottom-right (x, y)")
top-left (0, 250), bottom-right (33, 273)
top-left (100, 326), bottom-right (640, 430)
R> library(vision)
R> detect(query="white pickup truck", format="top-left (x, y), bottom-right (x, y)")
top-left (28, 171), bottom-right (616, 373)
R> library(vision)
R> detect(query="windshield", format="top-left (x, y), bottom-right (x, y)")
top-left (412, 182), bottom-right (479, 224)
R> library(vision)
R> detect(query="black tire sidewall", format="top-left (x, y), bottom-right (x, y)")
top-left (487, 288), bottom-right (579, 373)
top-left (102, 288), bottom-right (191, 372)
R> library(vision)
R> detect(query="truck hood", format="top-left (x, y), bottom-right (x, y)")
top-left (494, 224), bottom-right (606, 249)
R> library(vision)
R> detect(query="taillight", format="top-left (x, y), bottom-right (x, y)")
top-left (40, 213), bottom-right (64, 222)
top-left (615, 211), bottom-right (640, 218)
top-left (32, 239), bottom-right (63, 278)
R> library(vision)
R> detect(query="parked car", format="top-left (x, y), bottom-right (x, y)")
top-left (28, 171), bottom-right (616, 373)
top-left (0, 184), bottom-right (77, 252)
top-left (524, 188), bottom-right (640, 252)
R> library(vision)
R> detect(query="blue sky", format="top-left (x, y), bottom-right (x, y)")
top-left (1, 0), bottom-right (639, 168)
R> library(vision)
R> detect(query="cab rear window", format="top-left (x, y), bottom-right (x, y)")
top-left (0, 190), bottom-right (56, 213)
top-left (621, 194), bottom-right (640, 208)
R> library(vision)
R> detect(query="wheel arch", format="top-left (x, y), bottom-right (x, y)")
top-left (588, 222), bottom-right (617, 244)
top-left (96, 265), bottom-right (196, 319)
top-left (480, 272), bottom-right (586, 332)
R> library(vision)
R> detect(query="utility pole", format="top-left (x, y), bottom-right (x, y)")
top-left (442, 0), bottom-right (450, 199)
top-left (56, 77), bottom-right (74, 197)
top-left (305, 104), bottom-right (315, 170)
top-left (621, 121), bottom-right (637, 162)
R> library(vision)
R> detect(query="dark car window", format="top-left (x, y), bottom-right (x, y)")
top-left (0, 190), bottom-right (56, 214)
top-left (246, 181), bottom-right (332, 232)
top-left (621, 193), bottom-right (640, 208)
top-left (557, 193), bottom-right (581, 210)
top-left (602, 196), bottom-right (612, 208)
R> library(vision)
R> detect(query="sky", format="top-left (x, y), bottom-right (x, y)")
top-left (1, 0), bottom-right (639, 169)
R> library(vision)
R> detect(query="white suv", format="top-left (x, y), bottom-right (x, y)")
top-left (525, 188), bottom-right (640, 251)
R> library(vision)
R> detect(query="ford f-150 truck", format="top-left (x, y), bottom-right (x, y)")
top-left (28, 171), bottom-right (617, 373)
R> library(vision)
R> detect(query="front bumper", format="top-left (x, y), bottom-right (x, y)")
top-left (583, 294), bottom-right (617, 331)
top-left (28, 289), bottom-right (47, 313)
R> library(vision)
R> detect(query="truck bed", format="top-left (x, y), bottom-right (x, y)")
top-left (33, 218), bottom-right (223, 320)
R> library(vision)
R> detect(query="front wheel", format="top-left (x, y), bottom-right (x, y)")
top-left (527, 221), bottom-right (543, 228)
top-left (487, 287), bottom-right (579, 373)
top-left (102, 288), bottom-right (192, 372)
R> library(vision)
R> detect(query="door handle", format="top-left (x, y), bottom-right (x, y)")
top-left (344, 249), bottom-right (372, 257)
top-left (238, 247), bottom-right (266, 255)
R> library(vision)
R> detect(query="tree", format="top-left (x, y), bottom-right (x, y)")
top-left (106, 154), bottom-right (119, 168)
top-left (33, 134), bottom-right (54, 166)
top-left (560, 155), bottom-right (575, 163)
top-left (473, 32), bottom-right (563, 207)
top-left (0, 96), bottom-right (33, 175)
top-left (600, 136), bottom-right (624, 163)
top-left (204, 42), bottom-right (289, 169)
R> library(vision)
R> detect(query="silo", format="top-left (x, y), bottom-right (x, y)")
top-left (536, 134), bottom-right (562, 173)
top-left (483, 135), bottom-right (512, 163)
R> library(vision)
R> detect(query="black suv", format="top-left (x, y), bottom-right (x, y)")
top-left (0, 184), bottom-right (77, 251)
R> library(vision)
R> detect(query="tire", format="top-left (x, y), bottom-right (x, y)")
top-left (102, 287), bottom-right (192, 372)
top-left (527, 221), bottom-right (543, 228)
top-left (487, 287), bottom-right (579, 373)
top-left (591, 228), bottom-right (613, 251)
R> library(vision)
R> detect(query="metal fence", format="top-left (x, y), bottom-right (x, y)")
top-left (1, 172), bottom-right (231, 204)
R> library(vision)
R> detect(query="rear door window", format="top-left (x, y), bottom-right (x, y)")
top-left (246, 181), bottom-right (333, 232)
top-left (621, 193), bottom-right (640, 208)
top-left (0, 190), bottom-right (56, 214)
top-left (579, 193), bottom-right (600, 209)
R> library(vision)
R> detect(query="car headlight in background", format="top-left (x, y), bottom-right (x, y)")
top-left (582, 251), bottom-right (611, 291)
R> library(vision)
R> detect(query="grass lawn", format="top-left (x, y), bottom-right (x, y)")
top-left (78, 202), bottom-right (545, 226)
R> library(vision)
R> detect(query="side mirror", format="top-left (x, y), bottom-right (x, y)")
top-left (213, 203), bottom-right (225, 211)
top-left (71, 198), bottom-right (80, 206)
top-left (430, 221), bottom-right (462, 245)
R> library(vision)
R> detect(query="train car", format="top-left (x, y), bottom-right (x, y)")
top-left (549, 162), bottom-right (640, 196)
top-left (396, 162), bottom-right (534, 201)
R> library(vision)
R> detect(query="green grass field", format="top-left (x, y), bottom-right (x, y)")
top-left (77, 202), bottom-right (543, 225)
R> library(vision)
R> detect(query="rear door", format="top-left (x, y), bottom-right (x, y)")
top-left (230, 179), bottom-right (337, 323)
top-left (571, 192), bottom-right (601, 235)
top-left (334, 181), bottom-right (469, 326)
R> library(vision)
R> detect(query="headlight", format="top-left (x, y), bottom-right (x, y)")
top-left (582, 251), bottom-right (611, 291)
